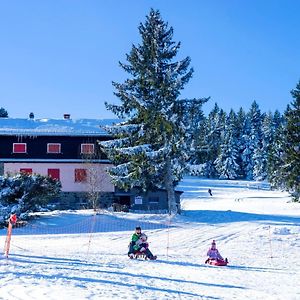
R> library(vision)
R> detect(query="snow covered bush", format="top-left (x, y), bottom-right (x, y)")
top-left (0, 173), bottom-right (61, 227)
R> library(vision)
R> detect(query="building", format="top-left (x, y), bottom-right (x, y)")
top-left (0, 114), bottom-right (182, 212)
top-left (0, 115), bottom-right (117, 209)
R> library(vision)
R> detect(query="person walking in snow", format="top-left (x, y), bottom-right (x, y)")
top-left (205, 240), bottom-right (226, 263)
top-left (208, 189), bottom-right (213, 196)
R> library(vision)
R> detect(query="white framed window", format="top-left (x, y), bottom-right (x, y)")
top-left (81, 143), bottom-right (94, 154)
top-left (47, 143), bottom-right (61, 154)
top-left (75, 168), bottom-right (87, 182)
top-left (13, 143), bottom-right (27, 153)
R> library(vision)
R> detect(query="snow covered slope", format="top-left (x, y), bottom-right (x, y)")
top-left (1, 177), bottom-right (299, 299)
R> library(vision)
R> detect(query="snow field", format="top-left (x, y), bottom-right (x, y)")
top-left (0, 177), bottom-right (299, 299)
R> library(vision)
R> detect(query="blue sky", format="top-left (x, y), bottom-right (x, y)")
top-left (0, 0), bottom-right (299, 119)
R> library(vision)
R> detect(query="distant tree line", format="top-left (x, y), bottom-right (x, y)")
top-left (189, 82), bottom-right (300, 202)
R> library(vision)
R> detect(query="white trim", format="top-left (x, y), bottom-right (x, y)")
top-left (47, 143), bottom-right (61, 154)
top-left (13, 143), bottom-right (27, 153)
top-left (80, 143), bottom-right (95, 154)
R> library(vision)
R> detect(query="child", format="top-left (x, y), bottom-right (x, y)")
top-left (205, 240), bottom-right (226, 263)
top-left (135, 233), bottom-right (157, 260)
top-left (128, 226), bottom-right (142, 258)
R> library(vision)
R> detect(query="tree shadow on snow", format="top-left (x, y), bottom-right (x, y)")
top-left (227, 264), bottom-right (288, 274)
top-left (182, 210), bottom-right (300, 226)
top-left (4, 253), bottom-right (245, 295)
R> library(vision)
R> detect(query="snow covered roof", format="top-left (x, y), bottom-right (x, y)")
top-left (0, 118), bottom-right (120, 136)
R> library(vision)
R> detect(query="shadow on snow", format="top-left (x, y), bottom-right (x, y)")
top-left (181, 210), bottom-right (300, 226)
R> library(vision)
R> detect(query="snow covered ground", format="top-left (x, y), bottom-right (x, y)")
top-left (1, 176), bottom-right (300, 300)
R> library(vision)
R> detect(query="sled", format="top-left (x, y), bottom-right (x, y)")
top-left (129, 251), bottom-right (157, 260)
top-left (134, 251), bottom-right (147, 260)
top-left (205, 258), bottom-right (228, 266)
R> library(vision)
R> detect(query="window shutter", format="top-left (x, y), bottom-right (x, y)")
top-left (48, 169), bottom-right (60, 180)
top-left (20, 168), bottom-right (32, 174)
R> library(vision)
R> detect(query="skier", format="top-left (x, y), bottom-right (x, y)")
top-left (205, 240), bottom-right (227, 264)
top-left (208, 189), bottom-right (213, 196)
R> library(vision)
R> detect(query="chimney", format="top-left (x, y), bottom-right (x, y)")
top-left (29, 112), bottom-right (34, 119)
top-left (63, 114), bottom-right (71, 119)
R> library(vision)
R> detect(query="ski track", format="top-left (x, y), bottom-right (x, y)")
top-left (1, 177), bottom-right (300, 299)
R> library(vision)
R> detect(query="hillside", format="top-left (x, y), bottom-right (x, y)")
top-left (1, 177), bottom-right (299, 299)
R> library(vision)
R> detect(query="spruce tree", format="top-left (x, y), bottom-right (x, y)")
top-left (242, 101), bottom-right (263, 179)
top-left (205, 103), bottom-right (226, 177)
top-left (255, 112), bottom-right (274, 181)
top-left (281, 81), bottom-right (300, 201)
top-left (268, 115), bottom-right (286, 190)
top-left (235, 107), bottom-right (246, 177)
top-left (215, 109), bottom-right (240, 179)
top-left (0, 107), bottom-right (8, 117)
top-left (100, 9), bottom-right (207, 213)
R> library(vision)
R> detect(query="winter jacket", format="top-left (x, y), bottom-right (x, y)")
top-left (130, 233), bottom-right (141, 243)
top-left (207, 248), bottom-right (223, 260)
top-left (134, 237), bottom-right (149, 251)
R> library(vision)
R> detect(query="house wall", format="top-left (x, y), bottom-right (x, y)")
top-left (4, 162), bottom-right (114, 192)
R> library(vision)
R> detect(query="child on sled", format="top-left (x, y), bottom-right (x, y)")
top-left (205, 240), bottom-right (228, 264)
top-left (128, 227), bottom-right (156, 260)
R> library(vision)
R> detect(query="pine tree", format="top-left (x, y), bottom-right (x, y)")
top-left (235, 107), bottom-right (246, 177)
top-left (205, 103), bottom-right (226, 177)
top-left (242, 101), bottom-right (263, 179)
top-left (281, 81), bottom-right (300, 201)
top-left (100, 9), bottom-right (207, 213)
top-left (253, 112), bottom-right (272, 181)
top-left (0, 107), bottom-right (8, 117)
top-left (215, 109), bottom-right (240, 179)
top-left (268, 115), bottom-right (286, 190)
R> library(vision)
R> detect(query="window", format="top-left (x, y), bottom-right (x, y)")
top-left (48, 169), bottom-right (60, 180)
top-left (47, 143), bottom-right (61, 154)
top-left (13, 143), bottom-right (27, 153)
top-left (81, 143), bottom-right (94, 154)
top-left (149, 196), bottom-right (159, 203)
top-left (75, 169), bottom-right (87, 182)
top-left (20, 168), bottom-right (32, 175)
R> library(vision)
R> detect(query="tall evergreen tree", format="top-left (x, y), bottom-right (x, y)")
top-left (215, 109), bottom-right (240, 179)
top-left (204, 103), bottom-right (226, 177)
top-left (235, 107), bottom-right (246, 177)
top-left (100, 9), bottom-right (207, 213)
top-left (268, 114), bottom-right (286, 190)
top-left (242, 101), bottom-right (263, 179)
top-left (255, 112), bottom-right (274, 181)
top-left (281, 81), bottom-right (300, 201)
